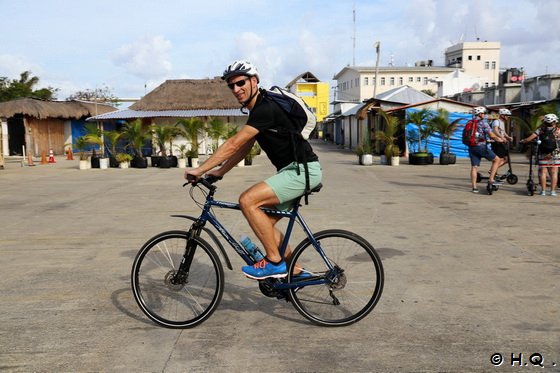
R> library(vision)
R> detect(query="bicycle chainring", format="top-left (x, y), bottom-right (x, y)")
top-left (258, 279), bottom-right (287, 300)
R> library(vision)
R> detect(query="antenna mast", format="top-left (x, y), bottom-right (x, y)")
top-left (352, 4), bottom-right (356, 66)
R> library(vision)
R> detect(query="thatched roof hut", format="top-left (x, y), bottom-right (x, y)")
top-left (130, 77), bottom-right (240, 111)
top-left (0, 98), bottom-right (117, 119)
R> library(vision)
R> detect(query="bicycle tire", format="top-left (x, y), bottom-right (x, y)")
top-left (131, 230), bottom-right (224, 328)
top-left (287, 229), bottom-right (384, 327)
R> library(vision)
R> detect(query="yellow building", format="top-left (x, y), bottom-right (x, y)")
top-left (286, 72), bottom-right (330, 122)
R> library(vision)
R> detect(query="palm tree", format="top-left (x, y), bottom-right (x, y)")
top-left (152, 124), bottom-right (180, 156)
top-left (121, 119), bottom-right (151, 159)
top-left (82, 122), bottom-right (104, 157)
top-left (406, 108), bottom-right (433, 153)
top-left (206, 118), bottom-right (228, 153)
top-left (374, 108), bottom-right (401, 162)
top-left (427, 109), bottom-right (462, 154)
top-left (176, 118), bottom-right (205, 155)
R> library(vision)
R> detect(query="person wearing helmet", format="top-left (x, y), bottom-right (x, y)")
top-left (520, 113), bottom-right (560, 196)
top-left (489, 108), bottom-right (514, 173)
top-left (467, 106), bottom-right (505, 193)
top-left (185, 60), bottom-right (322, 279)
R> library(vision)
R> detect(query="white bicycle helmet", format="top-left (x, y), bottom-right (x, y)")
top-left (473, 106), bottom-right (487, 115)
top-left (498, 108), bottom-right (512, 116)
top-left (543, 113), bottom-right (559, 123)
top-left (221, 60), bottom-right (260, 83)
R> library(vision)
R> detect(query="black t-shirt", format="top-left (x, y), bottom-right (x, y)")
top-left (247, 91), bottom-right (318, 170)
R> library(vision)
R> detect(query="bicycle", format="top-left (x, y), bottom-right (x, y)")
top-left (131, 176), bottom-right (384, 328)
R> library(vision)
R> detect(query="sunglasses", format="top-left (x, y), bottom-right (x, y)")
top-left (227, 77), bottom-right (250, 90)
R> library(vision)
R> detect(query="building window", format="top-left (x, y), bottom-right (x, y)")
top-left (408, 77), bottom-right (413, 83)
top-left (399, 77), bottom-right (404, 85)
top-left (390, 77), bottom-right (395, 85)
top-left (372, 77), bottom-right (376, 85)
top-left (364, 77), bottom-right (369, 86)
top-left (484, 61), bottom-right (490, 69)
top-left (416, 77), bottom-right (421, 83)
top-left (423, 77), bottom-right (428, 85)
top-left (355, 78), bottom-right (359, 87)
top-left (381, 77), bottom-right (386, 85)
top-left (491, 61), bottom-right (496, 69)
top-left (477, 55), bottom-right (481, 60)
top-left (468, 55), bottom-right (473, 61)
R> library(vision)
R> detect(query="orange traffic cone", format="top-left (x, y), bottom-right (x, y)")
top-left (66, 148), bottom-right (74, 160)
top-left (28, 151), bottom-right (35, 166)
top-left (40, 150), bottom-right (48, 164)
top-left (48, 148), bottom-right (56, 163)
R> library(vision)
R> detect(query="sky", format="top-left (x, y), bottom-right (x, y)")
top-left (1, 0), bottom-right (558, 103)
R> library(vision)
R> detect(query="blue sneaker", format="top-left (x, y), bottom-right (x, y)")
top-left (242, 259), bottom-right (287, 280)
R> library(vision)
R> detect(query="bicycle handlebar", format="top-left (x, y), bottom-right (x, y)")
top-left (183, 175), bottom-right (222, 190)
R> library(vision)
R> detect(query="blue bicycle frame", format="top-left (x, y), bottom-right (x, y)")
top-left (183, 181), bottom-right (334, 290)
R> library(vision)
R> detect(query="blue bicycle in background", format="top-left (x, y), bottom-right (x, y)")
top-left (131, 176), bottom-right (384, 328)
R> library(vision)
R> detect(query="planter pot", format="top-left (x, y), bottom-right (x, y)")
top-left (190, 157), bottom-right (199, 168)
top-left (99, 158), bottom-right (109, 169)
top-left (169, 156), bottom-right (178, 168)
top-left (119, 162), bottom-right (129, 169)
top-left (390, 156), bottom-right (400, 166)
top-left (109, 157), bottom-right (119, 168)
top-left (79, 160), bottom-right (89, 170)
top-left (361, 154), bottom-right (373, 166)
top-left (439, 152), bottom-right (456, 165)
top-left (159, 156), bottom-right (171, 168)
top-left (244, 158), bottom-right (253, 166)
top-left (151, 156), bottom-right (161, 167)
top-left (177, 158), bottom-right (187, 168)
top-left (409, 152), bottom-right (434, 165)
top-left (91, 156), bottom-right (100, 169)
top-left (131, 156), bottom-right (148, 168)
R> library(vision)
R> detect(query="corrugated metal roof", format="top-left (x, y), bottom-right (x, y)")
top-left (87, 108), bottom-right (247, 121)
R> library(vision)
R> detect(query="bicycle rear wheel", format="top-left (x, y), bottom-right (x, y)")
top-left (287, 229), bottom-right (383, 326)
top-left (131, 230), bottom-right (224, 328)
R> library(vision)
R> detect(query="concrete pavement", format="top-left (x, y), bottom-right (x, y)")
top-left (0, 141), bottom-right (558, 372)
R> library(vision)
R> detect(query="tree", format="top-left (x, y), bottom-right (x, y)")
top-left (66, 85), bottom-right (119, 106)
top-left (427, 109), bottom-right (462, 154)
top-left (406, 108), bottom-right (434, 153)
top-left (176, 118), bottom-right (205, 154)
top-left (0, 71), bottom-right (57, 102)
top-left (206, 118), bottom-right (228, 153)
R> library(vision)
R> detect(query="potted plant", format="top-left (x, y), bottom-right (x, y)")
top-left (407, 108), bottom-right (435, 165)
top-left (428, 109), bottom-right (461, 165)
top-left (152, 124), bottom-right (179, 168)
top-left (115, 152), bottom-right (133, 168)
top-left (186, 148), bottom-right (199, 167)
top-left (82, 123), bottom-right (106, 169)
top-left (71, 136), bottom-right (90, 170)
top-left (174, 143), bottom-right (188, 168)
top-left (104, 129), bottom-right (122, 168)
top-left (206, 118), bottom-right (228, 154)
top-left (359, 137), bottom-right (373, 166)
top-left (176, 118), bottom-right (204, 166)
top-left (374, 109), bottom-right (401, 166)
top-left (121, 119), bottom-right (151, 168)
top-left (355, 143), bottom-right (364, 165)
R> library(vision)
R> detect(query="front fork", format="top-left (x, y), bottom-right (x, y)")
top-left (172, 223), bottom-right (204, 285)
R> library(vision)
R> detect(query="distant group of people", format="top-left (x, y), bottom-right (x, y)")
top-left (466, 107), bottom-right (559, 196)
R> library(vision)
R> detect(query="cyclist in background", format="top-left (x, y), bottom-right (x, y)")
top-left (184, 61), bottom-right (322, 280)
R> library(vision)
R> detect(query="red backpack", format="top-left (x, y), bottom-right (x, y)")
top-left (462, 119), bottom-right (479, 146)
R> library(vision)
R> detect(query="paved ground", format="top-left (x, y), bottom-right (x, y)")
top-left (0, 141), bottom-right (558, 372)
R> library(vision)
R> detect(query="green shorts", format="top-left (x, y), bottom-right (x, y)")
top-left (265, 161), bottom-right (322, 211)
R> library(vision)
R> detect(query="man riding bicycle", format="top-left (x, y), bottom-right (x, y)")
top-left (184, 60), bottom-right (322, 280)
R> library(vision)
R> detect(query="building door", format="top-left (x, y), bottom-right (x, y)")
top-left (7, 116), bottom-right (25, 156)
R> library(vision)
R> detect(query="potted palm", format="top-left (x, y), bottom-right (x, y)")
top-left (82, 123), bottom-right (106, 169)
top-left (121, 119), bottom-right (151, 168)
top-left (174, 143), bottom-right (188, 168)
top-left (244, 143), bottom-right (261, 166)
top-left (206, 118), bottom-right (228, 154)
top-left (104, 129), bottom-right (122, 168)
top-left (152, 124), bottom-right (180, 168)
top-left (72, 136), bottom-right (90, 170)
top-left (115, 152), bottom-right (133, 168)
top-left (428, 109), bottom-right (461, 165)
top-left (359, 137), bottom-right (373, 166)
top-left (374, 109), bottom-right (401, 166)
top-left (176, 118), bottom-right (204, 167)
top-left (407, 108), bottom-right (435, 165)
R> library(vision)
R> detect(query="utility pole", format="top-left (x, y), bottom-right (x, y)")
top-left (352, 4), bottom-right (356, 66)
top-left (373, 41), bottom-right (380, 99)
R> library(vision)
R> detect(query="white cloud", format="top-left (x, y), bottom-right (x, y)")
top-left (111, 35), bottom-right (173, 81)
top-left (0, 54), bottom-right (43, 80)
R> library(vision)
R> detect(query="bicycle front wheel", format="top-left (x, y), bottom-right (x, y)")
top-left (288, 229), bottom-right (384, 326)
top-left (131, 230), bottom-right (224, 328)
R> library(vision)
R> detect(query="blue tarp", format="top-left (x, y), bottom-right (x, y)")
top-left (405, 108), bottom-right (472, 158)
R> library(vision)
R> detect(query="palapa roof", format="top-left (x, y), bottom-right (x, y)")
top-left (130, 77), bottom-right (240, 111)
top-left (0, 98), bottom-right (117, 119)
